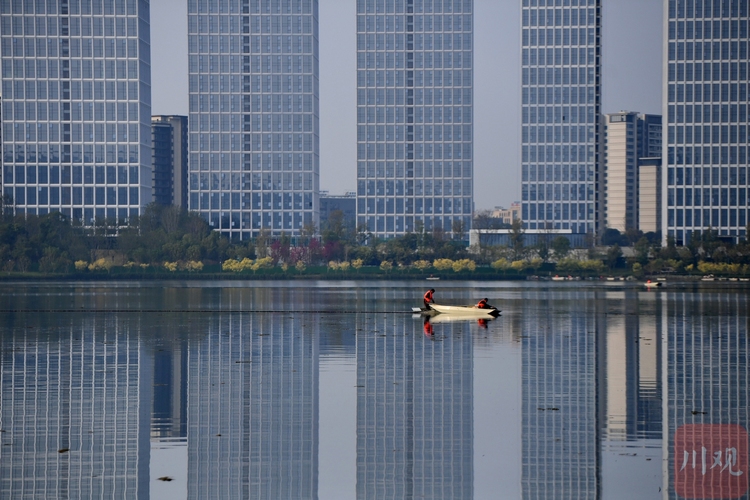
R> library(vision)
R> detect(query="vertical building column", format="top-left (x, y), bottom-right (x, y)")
top-left (187, 0), bottom-right (319, 239)
top-left (520, 0), bottom-right (602, 239)
top-left (356, 0), bottom-right (474, 239)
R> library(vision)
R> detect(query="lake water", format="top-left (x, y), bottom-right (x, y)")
top-left (0, 281), bottom-right (748, 499)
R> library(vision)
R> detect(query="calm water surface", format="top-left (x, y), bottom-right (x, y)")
top-left (0, 281), bottom-right (748, 499)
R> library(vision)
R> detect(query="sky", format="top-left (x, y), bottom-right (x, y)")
top-left (150, 0), bottom-right (663, 211)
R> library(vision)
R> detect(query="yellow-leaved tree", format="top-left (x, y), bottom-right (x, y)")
top-left (433, 259), bottom-right (454, 271)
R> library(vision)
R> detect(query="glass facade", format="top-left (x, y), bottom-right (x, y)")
top-left (520, 0), bottom-right (601, 236)
top-left (187, 0), bottom-right (319, 239)
top-left (0, 0), bottom-right (152, 223)
top-left (356, 0), bottom-right (473, 238)
top-left (664, 0), bottom-right (750, 243)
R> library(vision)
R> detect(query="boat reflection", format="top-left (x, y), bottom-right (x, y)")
top-left (426, 313), bottom-right (498, 325)
top-left (420, 311), bottom-right (499, 333)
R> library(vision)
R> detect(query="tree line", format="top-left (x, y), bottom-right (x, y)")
top-left (0, 199), bottom-right (472, 274)
top-left (2, 197), bottom-right (750, 277)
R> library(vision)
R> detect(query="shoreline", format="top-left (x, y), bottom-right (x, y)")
top-left (0, 272), bottom-right (749, 289)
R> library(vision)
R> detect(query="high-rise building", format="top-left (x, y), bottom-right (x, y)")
top-left (521, 0), bottom-right (602, 238)
top-left (0, 0), bottom-right (152, 223)
top-left (604, 112), bottom-right (661, 232)
top-left (152, 115), bottom-right (188, 208)
top-left (0, 96), bottom-right (3, 194)
top-left (663, 0), bottom-right (750, 244)
top-left (187, 0), bottom-right (319, 239)
top-left (355, 0), bottom-right (474, 238)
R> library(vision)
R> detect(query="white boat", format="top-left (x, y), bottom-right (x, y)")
top-left (429, 303), bottom-right (501, 318)
top-left (644, 281), bottom-right (662, 288)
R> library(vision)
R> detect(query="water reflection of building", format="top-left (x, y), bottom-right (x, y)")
top-left (187, 313), bottom-right (319, 499)
top-left (603, 292), bottom-right (662, 441)
top-left (0, 316), bottom-right (152, 499)
top-left (521, 291), bottom-right (602, 499)
top-left (356, 314), bottom-right (473, 499)
top-left (153, 341), bottom-right (189, 440)
top-left (664, 292), bottom-right (749, 497)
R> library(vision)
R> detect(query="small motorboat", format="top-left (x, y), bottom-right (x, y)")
top-left (428, 303), bottom-right (501, 318)
top-left (644, 280), bottom-right (662, 288)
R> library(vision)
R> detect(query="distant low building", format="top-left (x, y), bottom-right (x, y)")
top-left (489, 203), bottom-right (521, 225)
top-left (469, 228), bottom-right (588, 248)
top-left (319, 191), bottom-right (356, 233)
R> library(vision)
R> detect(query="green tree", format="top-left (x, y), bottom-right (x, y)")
top-left (536, 239), bottom-right (550, 262)
top-left (551, 236), bottom-right (571, 260)
top-left (633, 237), bottom-right (651, 265)
top-left (0, 194), bottom-right (15, 222)
top-left (160, 205), bottom-right (183, 234)
top-left (510, 219), bottom-right (525, 260)
top-left (321, 210), bottom-right (347, 244)
top-left (606, 244), bottom-right (623, 270)
top-left (355, 223), bottom-right (371, 246)
top-left (451, 219), bottom-right (465, 241)
top-left (255, 228), bottom-right (271, 258)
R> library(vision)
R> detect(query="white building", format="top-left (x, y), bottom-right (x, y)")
top-left (187, 0), bottom-right (320, 238)
top-left (355, 0), bottom-right (474, 238)
top-left (1, 0), bottom-right (153, 223)
top-left (638, 157), bottom-right (662, 234)
top-left (604, 112), bottom-right (661, 233)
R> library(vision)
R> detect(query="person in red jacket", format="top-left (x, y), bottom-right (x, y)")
top-left (476, 298), bottom-right (489, 309)
top-left (423, 288), bottom-right (436, 309)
